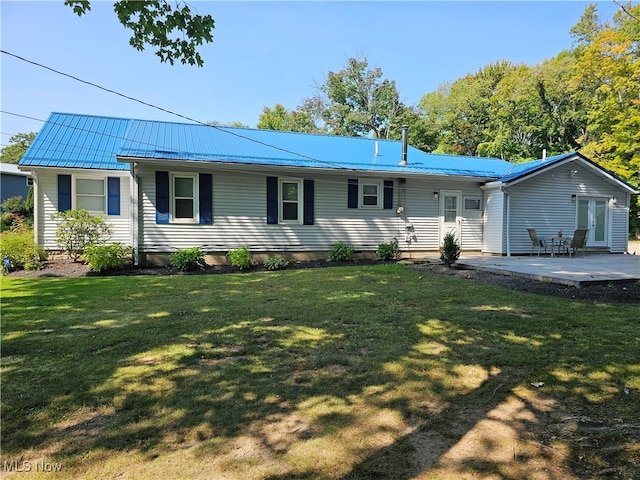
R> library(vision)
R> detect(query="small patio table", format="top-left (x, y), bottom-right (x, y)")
top-left (551, 236), bottom-right (572, 256)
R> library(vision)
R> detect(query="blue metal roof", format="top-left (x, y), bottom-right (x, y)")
top-left (21, 112), bottom-right (515, 178)
top-left (20, 113), bottom-right (132, 171)
top-left (119, 119), bottom-right (514, 177)
top-left (499, 152), bottom-right (576, 182)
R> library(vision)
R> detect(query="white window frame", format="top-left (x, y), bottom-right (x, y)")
top-left (279, 178), bottom-right (303, 224)
top-left (359, 180), bottom-right (382, 209)
top-left (75, 177), bottom-right (106, 214)
top-left (170, 172), bottom-right (198, 224)
top-left (464, 196), bottom-right (482, 211)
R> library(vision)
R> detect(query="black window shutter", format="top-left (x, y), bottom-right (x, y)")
top-left (303, 179), bottom-right (314, 225)
top-left (348, 178), bottom-right (358, 208)
top-left (107, 177), bottom-right (121, 215)
top-left (266, 176), bottom-right (278, 224)
top-left (155, 171), bottom-right (170, 224)
top-left (383, 180), bottom-right (393, 209)
top-left (199, 173), bottom-right (213, 224)
top-left (57, 174), bottom-right (71, 212)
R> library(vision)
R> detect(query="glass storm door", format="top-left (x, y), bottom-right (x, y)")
top-left (439, 190), bottom-right (462, 246)
top-left (577, 197), bottom-right (608, 247)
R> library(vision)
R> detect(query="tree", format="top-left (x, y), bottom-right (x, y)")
top-left (303, 57), bottom-right (405, 139)
top-left (0, 132), bottom-right (36, 164)
top-left (257, 103), bottom-right (318, 133)
top-left (64, 1), bottom-right (215, 67)
top-left (570, 3), bottom-right (640, 237)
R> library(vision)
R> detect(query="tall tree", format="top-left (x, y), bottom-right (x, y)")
top-left (303, 57), bottom-right (404, 139)
top-left (64, 1), bottom-right (215, 66)
top-left (257, 103), bottom-right (318, 133)
top-left (1, 132), bottom-right (36, 164)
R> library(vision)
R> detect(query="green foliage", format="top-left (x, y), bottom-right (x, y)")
top-left (295, 56), bottom-right (405, 139)
top-left (24, 186), bottom-right (34, 215)
top-left (257, 103), bottom-right (318, 133)
top-left (439, 231), bottom-right (461, 267)
top-left (1, 196), bottom-right (27, 216)
top-left (376, 241), bottom-right (399, 261)
top-left (263, 255), bottom-right (289, 271)
top-left (327, 241), bottom-right (355, 262)
top-left (227, 246), bottom-right (252, 270)
top-left (64, 0), bottom-right (215, 67)
top-left (0, 222), bottom-right (47, 271)
top-left (51, 209), bottom-right (112, 261)
top-left (82, 242), bottom-right (131, 272)
top-left (0, 132), bottom-right (36, 164)
top-left (169, 247), bottom-right (206, 272)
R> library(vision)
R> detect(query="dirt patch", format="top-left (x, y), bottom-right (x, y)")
top-left (7, 256), bottom-right (639, 304)
top-left (410, 263), bottom-right (640, 304)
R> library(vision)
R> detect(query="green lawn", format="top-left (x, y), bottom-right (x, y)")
top-left (1, 265), bottom-right (639, 479)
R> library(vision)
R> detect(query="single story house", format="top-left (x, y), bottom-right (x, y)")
top-left (1, 162), bottom-right (32, 204)
top-left (19, 112), bottom-right (638, 265)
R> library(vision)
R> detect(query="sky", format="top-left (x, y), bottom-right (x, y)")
top-left (0, 1), bottom-right (623, 147)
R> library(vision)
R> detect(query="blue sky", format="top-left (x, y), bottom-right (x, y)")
top-left (0, 1), bottom-right (622, 146)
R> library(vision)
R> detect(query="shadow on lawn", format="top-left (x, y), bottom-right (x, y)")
top-left (1, 269), bottom-right (638, 479)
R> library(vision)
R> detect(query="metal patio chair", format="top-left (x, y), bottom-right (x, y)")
top-left (569, 229), bottom-right (589, 257)
top-left (527, 228), bottom-right (547, 255)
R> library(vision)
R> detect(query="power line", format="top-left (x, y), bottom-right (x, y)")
top-left (1, 110), bottom-right (438, 198)
top-left (0, 50), bottom-right (354, 171)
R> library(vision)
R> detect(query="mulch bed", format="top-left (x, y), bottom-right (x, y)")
top-left (7, 256), bottom-right (640, 304)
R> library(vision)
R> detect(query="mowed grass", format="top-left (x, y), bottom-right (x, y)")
top-left (1, 264), bottom-right (639, 479)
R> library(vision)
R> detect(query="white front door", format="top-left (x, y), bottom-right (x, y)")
top-left (577, 197), bottom-right (608, 247)
top-left (439, 190), bottom-right (462, 246)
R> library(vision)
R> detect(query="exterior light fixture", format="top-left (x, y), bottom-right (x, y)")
top-left (433, 192), bottom-right (439, 200)
top-left (571, 194), bottom-right (577, 203)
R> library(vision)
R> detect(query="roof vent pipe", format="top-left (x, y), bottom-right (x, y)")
top-left (400, 125), bottom-right (409, 166)
top-left (542, 149), bottom-right (547, 160)
top-left (374, 140), bottom-right (379, 156)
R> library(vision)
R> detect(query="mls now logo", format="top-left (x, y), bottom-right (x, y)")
top-left (3, 459), bottom-right (62, 472)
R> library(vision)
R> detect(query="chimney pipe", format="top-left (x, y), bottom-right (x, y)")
top-left (400, 125), bottom-right (408, 166)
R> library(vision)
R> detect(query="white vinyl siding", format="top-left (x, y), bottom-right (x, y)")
top-left (502, 160), bottom-right (629, 254)
top-left (36, 168), bottom-right (131, 249)
top-left (481, 186), bottom-right (505, 254)
top-left (137, 165), bottom-right (487, 254)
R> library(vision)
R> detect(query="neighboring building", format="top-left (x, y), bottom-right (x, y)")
top-left (1, 162), bottom-right (31, 204)
top-left (19, 112), bottom-right (638, 265)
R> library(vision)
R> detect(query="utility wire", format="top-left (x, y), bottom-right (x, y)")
top-left (0, 50), bottom-right (356, 171)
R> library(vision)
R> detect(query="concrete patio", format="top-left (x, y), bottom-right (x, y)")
top-left (455, 253), bottom-right (640, 287)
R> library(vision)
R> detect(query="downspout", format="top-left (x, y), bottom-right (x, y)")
top-left (505, 188), bottom-right (511, 257)
top-left (33, 171), bottom-right (39, 246)
top-left (131, 162), bottom-right (139, 266)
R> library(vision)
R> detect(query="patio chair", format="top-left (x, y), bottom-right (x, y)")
top-left (527, 228), bottom-right (547, 256)
top-left (569, 229), bottom-right (589, 257)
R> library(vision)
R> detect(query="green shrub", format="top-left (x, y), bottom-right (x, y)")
top-left (1, 195), bottom-right (27, 216)
top-left (376, 240), bottom-right (399, 260)
top-left (51, 209), bottom-right (112, 261)
top-left (25, 186), bottom-right (34, 215)
top-left (440, 231), bottom-right (461, 266)
top-left (264, 255), bottom-right (289, 271)
top-left (170, 247), bottom-right (206, 272)
top-left (82, 243), bottom-right (131, 272)
top-left (328, 241), bottom-right (355, 262)
top-left (227, 246), bottom-right (252, 270)
top-left (0, 222), bottom-right (47, 272)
